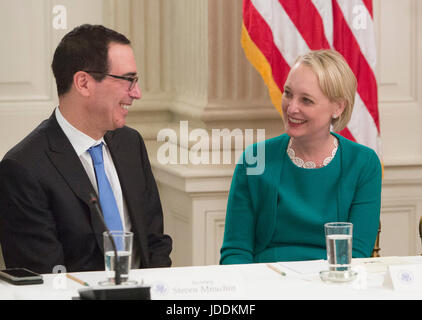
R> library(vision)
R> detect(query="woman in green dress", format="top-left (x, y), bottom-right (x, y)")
top-left (220, 49), bottom-right (382, 264)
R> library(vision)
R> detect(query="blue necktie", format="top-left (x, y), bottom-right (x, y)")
top-left (88, 143), bottom-right (124, 232)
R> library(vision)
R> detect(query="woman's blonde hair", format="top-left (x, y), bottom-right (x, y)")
top-left (294, 49), bottom-right (357, 132)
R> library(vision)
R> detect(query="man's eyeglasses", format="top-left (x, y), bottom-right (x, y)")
top-left (84, 71), bottom-right (139, 91)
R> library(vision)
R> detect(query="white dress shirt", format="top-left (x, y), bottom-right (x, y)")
top-left (55, 107), bottom-right (140, 268)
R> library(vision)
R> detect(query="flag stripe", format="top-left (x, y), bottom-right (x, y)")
top-left (338, 127), bottom-right (356, 143)
top-left (336, 0), bottom-right (377, 71)
top-left (347, 92), bottom-right (380, 151)
top-left (361, 0), bottom-right (373, 17)
top-left (279, 0), bottom-right (331, 50)
top-left (332, 0), bottom-right (380, 132)
top-left (241, 24), bottom-right (284, 115)
top-left (243, 0), bottom-right (291, 90)
top-left (250, 0), bottom-right (310, 66)
top-left (311, 0), bottom-right (334, 47)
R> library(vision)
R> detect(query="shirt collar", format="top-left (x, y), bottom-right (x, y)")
top-left (55, 107), bottom-right (105, 156)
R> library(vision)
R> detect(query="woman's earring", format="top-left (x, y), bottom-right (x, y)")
top-left (332, 114), bottom-right (338, 119)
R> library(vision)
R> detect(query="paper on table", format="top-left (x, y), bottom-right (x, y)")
top-left (140, 265), bottom-right (245, 300)
top-left (383, 263), bottom-right (422, 293)
top-left (277, 257), bottom-right (418, 275)
top-left (277, 260), bottom-right (327, 275)
top-left (353, 256), bottom-right (414, 273)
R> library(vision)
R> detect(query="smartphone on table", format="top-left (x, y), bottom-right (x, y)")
top-left (0, 268), bottom-right (43, 285)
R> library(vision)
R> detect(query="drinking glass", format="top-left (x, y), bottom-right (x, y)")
top-left (320, 222), bottom-right (357, 282)
top-left (99, 231), bottom-right (137, 286)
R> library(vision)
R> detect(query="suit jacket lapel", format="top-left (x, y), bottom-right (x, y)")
top-left (44, 113), bottom-right (105, 251)
top-left (104, 131), bottom-right (139, 224)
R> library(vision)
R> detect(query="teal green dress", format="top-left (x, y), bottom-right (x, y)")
top-left (220, 133), bottom-right (382, 265)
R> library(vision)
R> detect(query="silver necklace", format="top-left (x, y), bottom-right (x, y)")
top-left (287, 137), bottom-right (338, 169)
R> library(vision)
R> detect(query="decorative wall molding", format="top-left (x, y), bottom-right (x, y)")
top-left (375, 0), bottom-right (419, 103)
top-left (204, 210), bottom-right (226, 265)
top-left (380, 203), bottom-right (421, 256)
top-left (0, 0), bottom-right (53, 103)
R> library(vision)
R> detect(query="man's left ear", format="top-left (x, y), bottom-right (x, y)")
top-left (73, 71), bottom-right (93, 97)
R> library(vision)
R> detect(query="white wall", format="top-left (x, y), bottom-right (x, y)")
top-left (373, 0), bottom-right (422, 256)
top-left (0, 0), bottom-right (104, 157)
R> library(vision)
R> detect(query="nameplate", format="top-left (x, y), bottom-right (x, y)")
top-left (383, 264), bottom-right (422, 291)
top-left (141, 267), bottom-right (243, 299)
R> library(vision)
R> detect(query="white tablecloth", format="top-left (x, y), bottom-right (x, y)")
top-left (1, 256), bottom-right (421, 300)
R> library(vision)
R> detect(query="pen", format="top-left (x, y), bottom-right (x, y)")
top-left (66, 273), bottom-right (90, 287)
top-left (266, 263), bottom-right (287, 276)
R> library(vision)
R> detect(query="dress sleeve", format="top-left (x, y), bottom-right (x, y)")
top-left (220, 156), bottom-right (257, 265)
top-left (348, 150), bottom-right (382, 258)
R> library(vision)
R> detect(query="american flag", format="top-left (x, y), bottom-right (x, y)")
top-left (241, 0), bottom-right (381, 158)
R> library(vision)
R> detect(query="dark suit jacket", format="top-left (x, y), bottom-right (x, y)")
top-left (0, 111), bottom-right (172, 274)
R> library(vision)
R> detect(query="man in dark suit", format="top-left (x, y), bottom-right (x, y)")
top-left (0, 24), bottom-right (172, 274)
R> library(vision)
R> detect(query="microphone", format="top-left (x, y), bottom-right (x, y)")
top-left (89, 193), bottom-right (121, 285)
top-left (76, 194), bottom-right (151, 299)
